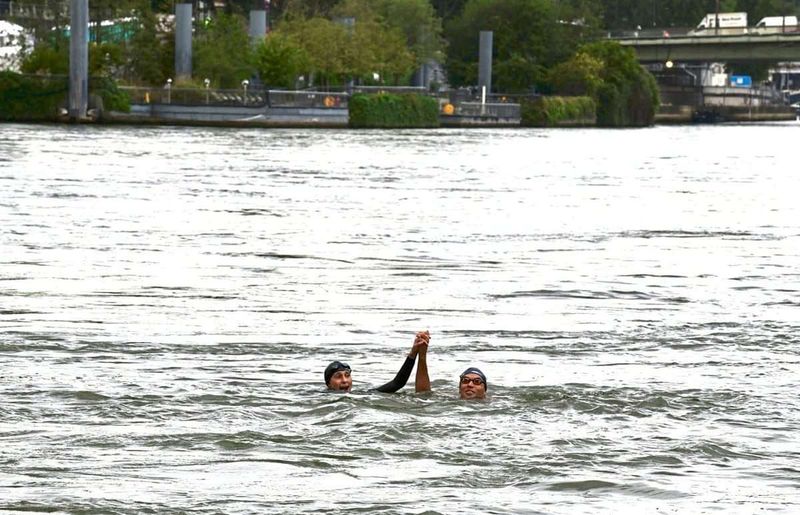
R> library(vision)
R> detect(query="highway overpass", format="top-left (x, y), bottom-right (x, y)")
top-left (618, 32), bottom-right (800, 63)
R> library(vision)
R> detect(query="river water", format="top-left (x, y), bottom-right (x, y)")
top-left (1, 122), bottom-right (799, 514)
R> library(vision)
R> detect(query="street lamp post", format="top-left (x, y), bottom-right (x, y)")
top-left (166, 78), bottom-right (172, 104)
top-left (242, 79), bottom-right (250, 105)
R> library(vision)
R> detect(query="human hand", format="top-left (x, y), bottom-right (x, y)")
top-left (411, 330), bottom-right (430, 357)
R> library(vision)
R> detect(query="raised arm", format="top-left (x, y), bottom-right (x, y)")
top-left (415, 331), bottom-right (431, 393)
top-left (373, 333), bottom-right (424, 393)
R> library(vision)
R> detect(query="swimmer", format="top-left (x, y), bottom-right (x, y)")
top-left (324, 330), bottom-right (430, 393)
top-left (458, 367), bottom-right (487, 400)
top-left (411, 333), bottom-right (487, 399)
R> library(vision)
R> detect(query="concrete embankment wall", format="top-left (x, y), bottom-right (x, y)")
top-left (113, 103), bottom-right (521, 128)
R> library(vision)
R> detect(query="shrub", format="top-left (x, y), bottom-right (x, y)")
top-left (0, 71), bottom-right (67, 121)
top-left (349, 92), bottom-right (439, 128)
top-left (91, 76), bottom-right (131, 113)
top-left (521, 95), bottom-right (596, 127)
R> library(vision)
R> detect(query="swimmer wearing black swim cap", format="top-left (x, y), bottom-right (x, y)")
top-left (324, 361), bottom-right (352, 391)
top-left (407, 333), bottom-right (487, 400)
top-left (459, 367), bottom-right (487, 400)
top-left (324, 331), bottom-right (430, 393)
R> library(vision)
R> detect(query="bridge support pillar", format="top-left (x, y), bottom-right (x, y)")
top-left (249, 10), bottom-right (267, 42)
top-left (175, 3), bottom-right (193, 81)
top-left (68, 0), bottom-right (88, 121)
top-left (478, 31), bottom-right (493, 95)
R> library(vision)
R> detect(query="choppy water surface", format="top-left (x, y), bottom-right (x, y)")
top-left (1, 123), bottom-right (799, 514)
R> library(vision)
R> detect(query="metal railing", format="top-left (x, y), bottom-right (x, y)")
top-left (350, 85), bottom-right (428, 95)
top-left (0, 1), bottom-right (69, 20)
top-left (120, 85), bottom-right (523, 119)
top-left (120, 87), bottom-right (266, 107)
top-left (703, 85), bottom-right (787, 103)
top-left (450, 102), bottom-right (521, 119)
top-left (119, 86), bottom-right (352, 109)
top-left (269, 90), bottom-right (349, 108)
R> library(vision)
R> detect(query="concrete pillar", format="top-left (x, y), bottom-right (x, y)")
top-left (249, 10), bottom-right (267, 43)
top-left (478, 30), bottom-right (493, 94)
top-left (413, 62), bottom-right (430, 89)
top-left (175, 3), bottom-right (192, 81)
top-left (68, 0), bottom-right (88, 120)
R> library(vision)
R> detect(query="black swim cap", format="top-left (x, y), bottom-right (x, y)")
top-left (324, 361), bottom-right (351, 386)
top-left (460, 367), bottom-right (487, 390)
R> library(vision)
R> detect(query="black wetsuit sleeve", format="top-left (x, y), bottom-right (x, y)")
top-left (373, 356), bottom-right (415, 393)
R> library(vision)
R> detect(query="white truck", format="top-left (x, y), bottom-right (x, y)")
top-left (691, 12), bottom-right (748, 34)
top-left (754, 16), bottom-right (799, 33)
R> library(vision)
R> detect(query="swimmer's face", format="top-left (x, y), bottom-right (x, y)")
top-left (459, 374), bottom-right (486, 400)
top-left (328, 369), bottom-right (352, 392)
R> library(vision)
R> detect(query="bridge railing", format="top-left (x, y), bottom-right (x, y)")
top-left (607, 27), bottom-right (693, 39)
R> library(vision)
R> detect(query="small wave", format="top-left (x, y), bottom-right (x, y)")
top-left (670, 441), bottom-right (765, 460)
top-left (54, 390), bottom-right (110, 401)
top-left (489, 289), bottom-right (656, 301)
top-left (546, 479), bottom-right (617, 491)
top-left (618, 229), bottom-right (779, 240)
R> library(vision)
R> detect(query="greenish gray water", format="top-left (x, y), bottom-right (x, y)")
top-left (1, 123), bottom-right (799, 514)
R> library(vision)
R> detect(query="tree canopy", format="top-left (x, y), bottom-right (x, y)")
top-left (444, 0), bottom-right (600, 92)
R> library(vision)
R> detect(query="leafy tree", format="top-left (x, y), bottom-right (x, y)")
top-left (126, 0), bottom-right (172, 85)
top-left (277, 12), bottom-right (415, 86)
top-left (445, 0), bottom-right (587, 92)
top-left (20, 40), bottom-right (124, 77)
top-left (354, 17), bottom-right (415, 83)
top-left (279, 0), bottom-right (343, 18)
top-left (579, 40), bottom-right (659, 126)
top-left (334, 0), bottom-right (444, 65)
top-left (20, 46), bottom-right (68, 75)
top-left (430, 0), bottom-right (469, 21)
top-left (193, 13), bottom-right (254, 89)
top-left (279, 16), bottom-right (348, 85)
top-left (253, 31), bottom-right (310, 88)
top-left (547, 51), bottom-right (604, 97)
top-left (88, 42), bottom-right (125, 76)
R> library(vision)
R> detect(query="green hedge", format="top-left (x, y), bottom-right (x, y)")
top-left (0, 71), bottom-right (68, 121)
top-left (349, 92), bottom-right (439, 128)
top-left (1, 72), bottom-right (131, 121)
top-left (521, 96), bottom-right (596, 127)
